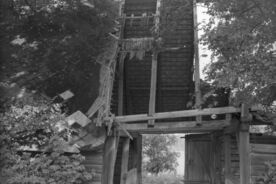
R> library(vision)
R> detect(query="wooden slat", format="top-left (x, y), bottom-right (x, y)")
top-left (114, 106), bottom-right (241, 123)
top-left (251, 144), bottom-right (276, 154)
top-left (251, 152), bottom-right (276, 166)
top-left (86, 97), bottom-right (104, 118)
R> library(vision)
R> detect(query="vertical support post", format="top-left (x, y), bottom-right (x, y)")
top-left (148, 0), bottom-right (161, 127)
top-left (213, 133), bottom-right (222, 184)
top-left (128, 134), bottom-right (142, 184)
top-left (210, 135), bottom-right (215, 184)
top-left (136, 134), bottom-right (143, 184)
top-left (120, 138), bottom-right (130, 184)
top-left (148, 52), bottom-right (158, 127)
top-left (193, 0), bottom-right (201, 122)
top-left (224, 134), bottom-right (231, 184)
top-left (239, 104), bottom-right (251, 184)
top-left (102, 132), bottom-right (119, 184)
top-left (118, 53), bottom-right (126, 116)
top-left (239, 126), bottom-right (250, 184)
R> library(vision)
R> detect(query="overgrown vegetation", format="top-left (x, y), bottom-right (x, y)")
top-left (0, 95), bottom-right (92, 183)
top-left (0, 0), bottom-right (118, 112)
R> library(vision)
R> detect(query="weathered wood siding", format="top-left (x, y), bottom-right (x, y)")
top-left (82, 150), bottom-right (103, 184)
top-left (250, 142), bottom-right (276, 183)
top-left (113, 135), bottom-right (142, 184)
top-left (220, 134), bottom-right (276, 183)
top-left (185, 133), bottom-right (276, 184)
top-left (111, 0), bottom-right (194, 117)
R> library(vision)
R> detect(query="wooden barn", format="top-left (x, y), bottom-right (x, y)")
top-left (63, 0), bottom-right (276, 184)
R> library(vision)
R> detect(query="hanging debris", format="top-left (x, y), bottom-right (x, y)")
top-left (122, 37), bottom-right (154, 51)
top-left (121, 37), bottom-right (154, 60)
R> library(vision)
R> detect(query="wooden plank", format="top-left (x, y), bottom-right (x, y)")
top-left (148, 51), bottom-right (158, 127)
top-left (114, 106), bottom-right (241, 123)
top-left (120, 138), bottom-right (130, 184)
top-left (251, 144), bottom-right (276, 154)
top-left (239, 124), bottom-right (250, 184)
top-left (102, 135), bottom-right (119, 184)
top-left (120, 120), bottom-right (230, 133)
top-left (251, 152), bottom-right (276, 165)
top-left (86, 97), bottom-right (104, 118)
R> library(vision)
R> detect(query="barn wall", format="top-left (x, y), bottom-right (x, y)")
top-left (82, 150), bottom-right (104, 184)
top-left (113, 135), bottom-right (142, 184)
top-left (185, 133), bottom-right (276, 184)
top-left (218, 133), bottom-right (276, 183)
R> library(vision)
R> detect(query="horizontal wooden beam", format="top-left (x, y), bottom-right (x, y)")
top-left (118, 15), bottom-right (157, 19)
top-left (114, 107), bottom-right (241, 123)
top-left (119, 119), bottom-right (230, 134)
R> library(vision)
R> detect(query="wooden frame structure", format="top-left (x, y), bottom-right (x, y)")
top-left (91, 1), bottom-right (264, 184)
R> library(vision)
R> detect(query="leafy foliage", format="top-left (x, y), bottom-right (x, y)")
top-left (0, 0), bottom-right (118, 112)
top-left (201, 0), bottom-right (276, 107)
top-left (0, 95), bottom-right (92, 184)
top-left (142, 134), bottom-right (179, 175)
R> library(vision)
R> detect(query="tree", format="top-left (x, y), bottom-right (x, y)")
top-left (142, 134), bottom-right (179, 175)
top-left (201, 0), bottom-right (276, 108)
top-left (0, 0), bottom-right (118, 112)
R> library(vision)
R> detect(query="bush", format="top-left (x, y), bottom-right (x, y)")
top-left (0, 95), bottom-right (92, 184)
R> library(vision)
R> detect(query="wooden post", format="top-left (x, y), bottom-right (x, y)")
top-left (120, 138), bottom-right (130, 184)
top-left (193, 0), bottom-right (202, 122)
top-left (148, 51), bottom-right (158, 127)
top-left (102, 133), bottom-right (119, 184)
top-left (118, 53), bottom-right (126, 116)
top-left (135, 135), bottom-right (142, 184)
top-left (239, 104), bottom-right (251, 184)
top-left (224, 134), bottom-right (232, 184)
top-left (148, 0), bottom-right (161, 127)
top-left (239, 125), bottom-right (250, 184)
top-left (128, 134), bottom-right (142, 184)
